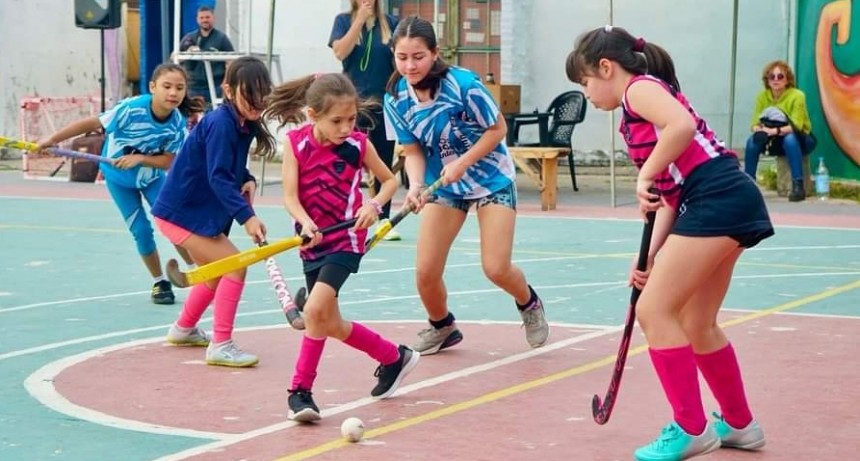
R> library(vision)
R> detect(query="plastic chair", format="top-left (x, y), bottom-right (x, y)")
top-left (510, 90), bottom-right (587, 191)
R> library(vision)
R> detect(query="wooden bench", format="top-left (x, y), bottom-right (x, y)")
top-left (378, 145), bottom-right (567, 211)
top-left (508, 147), bottom-right (569, 210)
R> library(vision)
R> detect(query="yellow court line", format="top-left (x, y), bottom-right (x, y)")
top-left (273, 278), bottom-right (860, 461)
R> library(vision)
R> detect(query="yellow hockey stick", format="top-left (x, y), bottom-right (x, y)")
top-left (166, 218), bottom-right (357, 287)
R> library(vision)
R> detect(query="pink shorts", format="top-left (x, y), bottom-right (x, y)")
top-left (154, 217), bottom-right (193, 245)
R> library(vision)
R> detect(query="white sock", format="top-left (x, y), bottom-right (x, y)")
top-left (153, 275), bottom-right (167, 284)
top-left (187, 263), bottom-right (197, 270)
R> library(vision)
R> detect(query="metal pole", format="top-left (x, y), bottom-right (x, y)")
top-left (726, 0), bottom-right (739, 150)
top-left (266, 0), bottom-right (275, 70)
top-left (259, 0), bottom-right (276, 196)
top-left (100, 29), bottom-right (106, 112)
top-left (171, 0), bottom-right (181, 63)
top-left (608, 0), bottom-right (616, 207)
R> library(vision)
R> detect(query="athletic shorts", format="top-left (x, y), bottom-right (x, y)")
top-left (429, 181), bottom-right (517, 213)
top-left (672, 155), bottom-right (774, 248)
top-left (303, 251), bottom-right (362, 296)
top-left (154, 217), bottom-right (193, 245)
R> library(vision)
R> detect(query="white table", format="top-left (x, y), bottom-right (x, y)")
top-left (172, 52), bottom-right (283, 106)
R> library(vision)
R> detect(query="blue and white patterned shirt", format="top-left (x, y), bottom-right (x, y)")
top-left (98, 94), bottom-right (186, 188)
top-left (384, 66), bottom-right (515, 199)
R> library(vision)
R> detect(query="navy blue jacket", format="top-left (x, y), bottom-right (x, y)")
top-left (153, 103), bottom-right (256, 237)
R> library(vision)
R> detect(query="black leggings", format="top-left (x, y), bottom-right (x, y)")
top-left (304, 263), bottom-right (352, 297)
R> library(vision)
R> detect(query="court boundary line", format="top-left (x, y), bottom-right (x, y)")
top-left (199, 278), bottom-right (860, 461)
top-left (263, 278), bottom-right (860, 461)
top-left (24, 323), bottom-right (617, 445)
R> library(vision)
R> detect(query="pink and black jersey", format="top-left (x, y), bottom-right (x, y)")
top-left (620, 75), bottom-right (735, 209)
top-left (288, 124), bottom-right (368, 261)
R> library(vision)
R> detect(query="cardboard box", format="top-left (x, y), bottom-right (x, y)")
top-left (486, 84), bottom-right (521, 114)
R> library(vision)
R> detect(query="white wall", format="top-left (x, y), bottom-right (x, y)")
top-left (230, 0), bottom-right (351, 83)
top-left (0, 0), bottom-right (106, 140)
top-left (2, 0), bottom-right (790, 157)
top-left (506, 0), bottom-right (791, 156)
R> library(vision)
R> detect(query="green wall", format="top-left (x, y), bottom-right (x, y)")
top-left (796, 0), bottom-right (860, 180)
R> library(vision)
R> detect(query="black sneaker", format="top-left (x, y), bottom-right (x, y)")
top-left (151, 280), bottom-right (175, 305)
top-left (371, 345), bottom-right (420, 399)
top-left (287, 388), bottom-right (321, 422)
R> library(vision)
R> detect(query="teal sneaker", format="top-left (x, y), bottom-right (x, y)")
top-left (634, 422), bottom-right (721, 461)
top-left (713, 412), bottom-right (765, 450)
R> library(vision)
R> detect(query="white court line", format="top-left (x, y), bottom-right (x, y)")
top-left (2, 244), bottom-right (858, 314)
top-left (23, 322), bottom-right (616, 447)
top-left (0, 256), bottom-right (606, 314)
top-left (748, 244), bottom-right (860, 251)
top-left (723, 308), bottom-right (860, 321)
top-left (0, 283), bottom-right (617, 362)
top-left (149, 326), bottom-right (620, 461)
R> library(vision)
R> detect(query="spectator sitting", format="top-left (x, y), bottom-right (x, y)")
top-left (743, 60), bottom-right (816, 202)
top-left (177, 5), bottom-right (235, 107)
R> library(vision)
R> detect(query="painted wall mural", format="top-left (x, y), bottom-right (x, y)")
top-left (798, 0), bottom-right (860, 180)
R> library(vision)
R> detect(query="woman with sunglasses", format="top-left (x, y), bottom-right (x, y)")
top-left (743, 60), bottom-right (815, 202)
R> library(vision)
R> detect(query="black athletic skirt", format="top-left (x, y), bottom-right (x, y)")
top-left (672, 155), bottom-right (774, 248)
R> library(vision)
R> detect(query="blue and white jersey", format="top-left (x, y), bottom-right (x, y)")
top-left (384, 66), bottom-right (515, 199)
top-left (98, 95), bottom-right (186, 189)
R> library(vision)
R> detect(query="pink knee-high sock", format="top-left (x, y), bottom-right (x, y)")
top-left (695, 343), bottom-right (753, 429)
top-left (291, 335), bottom-right (326, 390)
top-left (212, 277), bottom-right (244, 343)
top-left (649, 345), bottom-right (707, 435)
top-left (176, 284), bottom-right (216, 329)
top-left (343, 322), bottom-right (400, 365)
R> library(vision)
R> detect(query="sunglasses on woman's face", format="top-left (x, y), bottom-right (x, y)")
top-left (768, 73), bottom-right (786, 81)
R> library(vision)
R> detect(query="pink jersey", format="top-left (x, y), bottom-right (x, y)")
top-left (288, 124), bottom-right (368, 261)
top-left (620, 75), bottom-right (735, 209)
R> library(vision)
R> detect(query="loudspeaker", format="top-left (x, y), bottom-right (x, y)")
top-left (75, 0), bottom-right (122, 30)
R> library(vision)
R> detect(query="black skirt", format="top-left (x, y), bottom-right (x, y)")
top-left (672, 155), bottom-right (774, 248)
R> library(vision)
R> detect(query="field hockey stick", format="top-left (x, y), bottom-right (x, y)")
top-left (166, 218), bottom-right (359, 288)
top-left (591, 208), bottom-right (657, 425)
top-left (261, 245), bottom-right (306, 330)
top-left (0, 136), bottom-right (114, 166)
top-left (365, 177), bottom-right (444, 250)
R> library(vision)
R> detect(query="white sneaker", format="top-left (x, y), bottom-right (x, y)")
top-left (713, 412), bottom-right (766, 450)
top-left (205, 340), bottom-right (259, 367)
top-left (166, 324), bottom-right (210, 347)
top-left (382, 229), bottom-right (402, 241)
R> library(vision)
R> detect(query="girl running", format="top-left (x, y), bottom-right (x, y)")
top-left (152, 56), bottom-right (275, 368)
top-left (265, 72), bottom-right (418, 422)
top-left (37, 63), bottom-right (200, 305)
top-left (383, 16), bottom-right (549, 354)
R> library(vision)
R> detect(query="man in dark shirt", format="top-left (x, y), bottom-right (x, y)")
top-left (178, 6), bottom-right (234, 105)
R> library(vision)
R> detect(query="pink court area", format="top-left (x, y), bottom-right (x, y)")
top-left (50, 316), bottom-right (858, 461)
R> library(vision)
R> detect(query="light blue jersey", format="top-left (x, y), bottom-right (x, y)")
top-left (384, 66), bottom-right (515, 199)
top-left (98, 95), bottom-right (186, 189)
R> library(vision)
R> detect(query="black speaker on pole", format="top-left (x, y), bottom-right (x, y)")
top-left (75, 0), bottom-right (122, 30)
top-left (74, 0), bottom-right (122, 113)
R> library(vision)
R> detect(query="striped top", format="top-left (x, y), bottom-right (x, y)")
top-left (384, 66), bottom-right (516, 199)
top-left (98, 94), bottom-right (186, 189)
top-left (620, 75), bottom-right (734, 208)
top-left (288, 124), bottom-right (367, 261)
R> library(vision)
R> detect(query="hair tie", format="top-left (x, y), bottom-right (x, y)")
top-left (633, 37), bottom-right (646, 53)
top-left (313, 72), bottom-right (324, 80)
top-left (603, 25), bottom-right (613, 33)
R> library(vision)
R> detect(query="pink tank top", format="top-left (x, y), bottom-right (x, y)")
top-left (620, 75), bottom-right (735, 208)
top-left (288, 124), bottom-right (368, 260)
